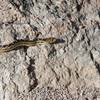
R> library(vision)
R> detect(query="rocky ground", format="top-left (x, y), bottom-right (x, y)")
top-left (0, 0), bottom-right (100, 100)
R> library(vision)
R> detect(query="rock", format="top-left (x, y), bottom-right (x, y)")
top-left (0, 0), bottom-right (100, 99)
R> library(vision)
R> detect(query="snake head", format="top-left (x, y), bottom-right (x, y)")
top-left (44, 37), bottom-right (57, 44)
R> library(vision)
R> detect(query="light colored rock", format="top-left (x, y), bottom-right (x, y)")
top-left (0, 0), bottom-right (100, 99)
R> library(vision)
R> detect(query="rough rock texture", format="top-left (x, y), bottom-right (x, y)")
top-left (0, 0), bottom-right (100, 100)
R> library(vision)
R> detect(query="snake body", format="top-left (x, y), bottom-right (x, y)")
top-left (0, 37), bottom-right (57, 54)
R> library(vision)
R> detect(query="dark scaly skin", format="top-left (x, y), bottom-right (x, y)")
top-left (0, 37), bottom-right (57, 54)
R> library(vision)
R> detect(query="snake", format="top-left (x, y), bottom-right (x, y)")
top-left (0, 37), bottom-right (57, 54)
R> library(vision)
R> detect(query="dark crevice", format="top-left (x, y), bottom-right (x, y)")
top-left (60, 0), bottom-right (68, 13)
top-left (85, 98), bottom-right (89, 100)
top-left (35, 0), bottom-right (38, 3)
top-left (48, 46), bottom-right (57, 57)
top-left (45, 4), bottom-right (50, 10)
top-left (27, 19), bottom-right (43, 38)
top-left (75, 0), bottom-right (84, 12)
top-left (86, 37), bottom-right (91, 47)
top-left (89, 50), bottom-right (100, 75)
top-left (85, 29), bottom-right (91, 46)
top-left (23, 47), bottom-right (28, 55)
top-left (75, 71), bottom-right (79, 79)
top-left (67, 13), bottom-right (71, 19)
top-left (93, 95), bottom-right (97, 100)
top-left (86, 0), bottom-right (91, 4)
top-left (27, 20), bottom-right (38, 32)
top-left (49, 67), bottom-right (60, 82)
top-left (89, 51), bottom-right (94, 61)
top-left (27, 58), bottom-right (38, 92)
top-left (98, 8), bottom-right (100, 18)
top-left (50, 6), bottom-right (60, 18)
top-left (71, 21), bottom-right (79, 33)
top-left (47, 0), bottom-right (53, 6)
top-left (67, 68), bottom-right (71, 77)
top-left (95, 21), bottom-right (100, 29)
top-left (8, 0), bottom-right (33, 16)
top-left (70, 32), bottom-right (77, 44)
top-left (94, 61), bottom-right (100, 75)
top-left (10, 25), bottom-right (18, 40)
top-left (46, 0), bottom-right (60, 18)
top-left (81, 34), bottom-right (85, 41)
top-left (69, 20), bottom-right (79, 44)
top-left (9, 0), bottom-right (24, 16)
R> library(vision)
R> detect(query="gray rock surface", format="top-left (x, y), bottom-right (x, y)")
top-left (0, 0), bottom-right (100, 99)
